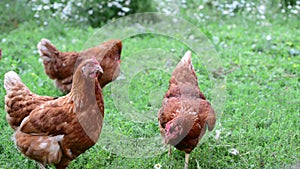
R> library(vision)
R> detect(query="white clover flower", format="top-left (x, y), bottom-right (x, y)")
top-left (88, 10), bottom-right (93, 15)
top-left (229, 148), bottom-right (239, 155)
top-left (34, 13), bottom-right (40, 18)
top-left (125, 0), bottom-right (130, 6)
top-left (41, 0), bottom-right (49, 4)
top-left (154, 164), bottom-right (162, 169)
top-left (257, 5), bottom-right (266, 14)
top-left (291, 10), bottom-right (298, 14)
top-left (112, 1), bottom-right (122, 8)
top-left (266, 35), bottom-right (272, 41)
top-left (121, 7), bottom-right (130, 12)
top-left (53, 2), bottom-right (63, 10)
top-left (36, 5), bottom-right (42, 11)
top-left (62, 1), bottom-right (72, 15)
top-left (76, 2), bottom-right (82, 7)
top-left (43, 5), bottom-right (50, 10)
top-left (215, 129), bottom-right (221, 140)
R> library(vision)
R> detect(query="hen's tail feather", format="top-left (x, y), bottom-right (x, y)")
top-left (181, 50), bottom-right (192, 65)
top-left (206, 107), bottom-right (216, 131)
top-left (4, 71), bottom-right (25, 92)
top-left (37, 38), bottom-right (58, 62)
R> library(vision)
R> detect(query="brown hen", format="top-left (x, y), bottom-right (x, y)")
top-left (158, 51), bottom-right (216, 169)
top-left (37, 38), bottom-right (122, 93)
top-left (4, 58), bottom-right (104, 169)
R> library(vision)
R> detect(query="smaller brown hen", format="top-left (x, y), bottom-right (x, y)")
top-left (158, 51), bottom-right (216, 169)
top-left (4, 58), bottom-right (104, 169)
top-left (37, 38), bottom-right (122, 93)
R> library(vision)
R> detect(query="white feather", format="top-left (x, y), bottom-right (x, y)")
top-left (181, 50), bottom-right (192, 64)
top-left (4, 71), bottom-right (21, 91)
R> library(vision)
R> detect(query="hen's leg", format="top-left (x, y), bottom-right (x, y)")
top-left (37, 162), bottom-right (46, 169)
top-left (184, 153), bottom-right (190, 169)
top-left (168, 145), bottom-right (172, 156)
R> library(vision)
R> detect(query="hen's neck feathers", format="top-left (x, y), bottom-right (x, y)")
top-left (171, 51), bottom-right (198, 86)
top-left (68, 70), bottom-right (101, 113)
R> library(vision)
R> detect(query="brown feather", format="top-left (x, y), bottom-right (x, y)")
top-left (37, 39), bottom-right (122, 93)
top-left (158, 51), bottom-right (216, 155)
top-left (4, 58), bottom-right (104, 169)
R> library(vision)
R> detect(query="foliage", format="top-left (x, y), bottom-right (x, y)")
top-left (0, 0), bottom-right (34, 33)
top-left (27, 0), bottom-right (156, 27)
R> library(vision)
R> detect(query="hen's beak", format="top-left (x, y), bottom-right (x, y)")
top-left (97, 65), bottom-right (103, 74)
top-left (94, 65), bottom-right (103, 78)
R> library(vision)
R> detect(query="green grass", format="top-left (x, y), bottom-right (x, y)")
top-left (0, 3), bottom-right (299, 169)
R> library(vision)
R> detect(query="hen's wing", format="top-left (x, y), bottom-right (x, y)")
top-left (4, 71), bottom-right (54, 129)
top-left (85, 40), bottom-right (122, 88)
top-left (19, 95), bottom-right (103, 157)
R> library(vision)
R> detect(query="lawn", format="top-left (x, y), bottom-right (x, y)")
top-left (0, 1), bottom-right (299, 169)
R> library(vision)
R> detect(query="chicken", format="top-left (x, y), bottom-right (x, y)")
top-left (158, 51), bottom-right (216, 169)
top-left (37, 38), bottom-right (122, 93)
top-left (4, 58), bottom-right (104, 169)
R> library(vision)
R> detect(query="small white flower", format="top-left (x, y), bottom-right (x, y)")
top-left (71, 39), bottom-right (77, 44)
top-left (34, 13), bottom-right (40, 18)
top-left (291, 9), bottom-right (298, 14)
top-left (5, 3), bottom-right (9, 8)
top-left (215, 129), bottom-right (221, 140)
top-left (121, 7), bottom-right (130, 12)
top-left (53, 2), bottom-right (62, 10)
top-left (125, 0), bottom-right (130, 6)
top-left (88, 10), bottom-right (93, 15)
top-left (41, 0), bottom-right (49, 4)
top-left (258, 5), bottom-right (266, 14)
top-left (229, 148), bottom-right (239, 155)
top-left (36, 5), bottom-right (42, 11)
top-left (62, 1), bottom-right (72, 15)
top-left (222, 10), bottom-right (230, 15)
top-left (212, 36), bottom-right (220, 44)
top-left (43, 5), bottom-right (50, 10)
top-left (43, 21), bottom-right (48, 26)
top-left (154, 164), bottom-right (162, 169)
top-left (198, 5), bottom-right (204, 10)
top-left (2, 38), bottom-right (7, 43)
top-left (266, 35), bottom-right (272, 41)
top-left (76, 2), bottom-right (82, 7)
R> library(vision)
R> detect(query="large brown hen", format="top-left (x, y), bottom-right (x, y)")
top-left (37, 38), bottom-right (122, 93)
top-left (158, 51), bottom-right (216, 169)
top-left (4, 58), bottom-right (104, 169)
